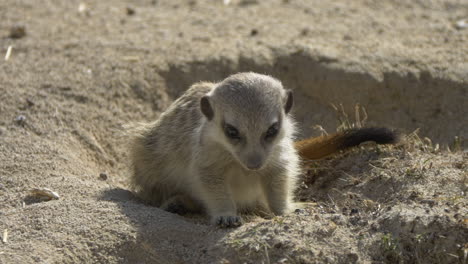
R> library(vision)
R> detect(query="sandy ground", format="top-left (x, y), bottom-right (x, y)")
top-left (1, 0), bottom-right (467, 263)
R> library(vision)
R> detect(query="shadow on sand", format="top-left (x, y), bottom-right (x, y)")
top-left (99, 188), bottom-right (232, 264)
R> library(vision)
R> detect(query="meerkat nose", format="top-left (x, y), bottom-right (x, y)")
top-left (245, 154), bottom-right (263, 170)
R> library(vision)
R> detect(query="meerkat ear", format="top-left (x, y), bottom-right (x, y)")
top-left (284, 90), bottom-right (293, 114)
top-left (200, 96), bottom-right (214, 120)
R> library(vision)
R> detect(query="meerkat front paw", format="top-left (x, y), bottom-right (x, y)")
top-left (213, 215), bottom-right (243, 228)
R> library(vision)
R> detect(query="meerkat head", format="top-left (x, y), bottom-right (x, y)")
top-left (200, 72), bottom-right (294, 171)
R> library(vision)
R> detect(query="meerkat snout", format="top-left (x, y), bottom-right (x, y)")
top-left (243, 152), bottom-right (263, 170)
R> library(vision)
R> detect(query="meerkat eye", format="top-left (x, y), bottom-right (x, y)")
top-left (224, 124), bottom-right (241, 140)
top-left (265, 122), bottom-right (279, 140)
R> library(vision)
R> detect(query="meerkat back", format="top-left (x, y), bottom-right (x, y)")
top-left (129, 82), bottom-right (214, 206)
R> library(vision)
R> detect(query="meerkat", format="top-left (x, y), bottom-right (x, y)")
top-left (129, 72), bottom-right (398, 228)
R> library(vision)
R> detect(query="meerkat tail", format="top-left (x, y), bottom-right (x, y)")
top-left (295, 127), bottom-right (399, 160)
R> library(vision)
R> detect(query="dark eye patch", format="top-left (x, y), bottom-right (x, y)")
top-left (224, 123), bottom-right (241, 140)
top-left (265, 122), bottom-right (279, 140)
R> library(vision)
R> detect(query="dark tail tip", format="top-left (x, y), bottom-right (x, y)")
top-left (342, 127), bottom-right (400, 149)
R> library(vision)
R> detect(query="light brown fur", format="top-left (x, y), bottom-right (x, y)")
top-left (129, 73), bottom-right (300, 227)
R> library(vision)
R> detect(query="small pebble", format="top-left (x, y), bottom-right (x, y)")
top-left (188, 0), bottom-right (197, 7)
top-left (274, 241), bottom-right (283, 248)
top-left (294, 208), bottom-right (306, 215)
top-left (78, 3), bottom-right (87, 13)
top-left (99, 172), bottom-right (108, 181)
top-left (126, 7), bottom-right (135, 15)
top-left (15, 115), bottom-right (26, 126)
top-left (455, 19), bottom-right (468, 29)
top-left (239, 0), bottom-right (259, 6)
top-left (347, 253), bottom-right (359, 262)
top-left (9, 25), bottom-right (26, 39)
top-left (26, 98), bottom-right (35, 107)
top-left (2, 229), bottom-right (8, 243)
top-left (301, 28), bottom-right (310, 36)
top-left (30, 188), bottom-right (60, 200)
top-left (250, 29), bottom-right (258, 36)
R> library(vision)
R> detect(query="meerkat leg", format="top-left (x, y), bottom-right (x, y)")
top-left (160, 194), bottom-right (201, 215)
top-left (261, 175), bottom-right (293, 215)
top-left (197, 168), bottom-right (242, 228)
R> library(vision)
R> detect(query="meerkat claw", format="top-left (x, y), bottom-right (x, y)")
top-left (215, 216), bottom-right (243, 228)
